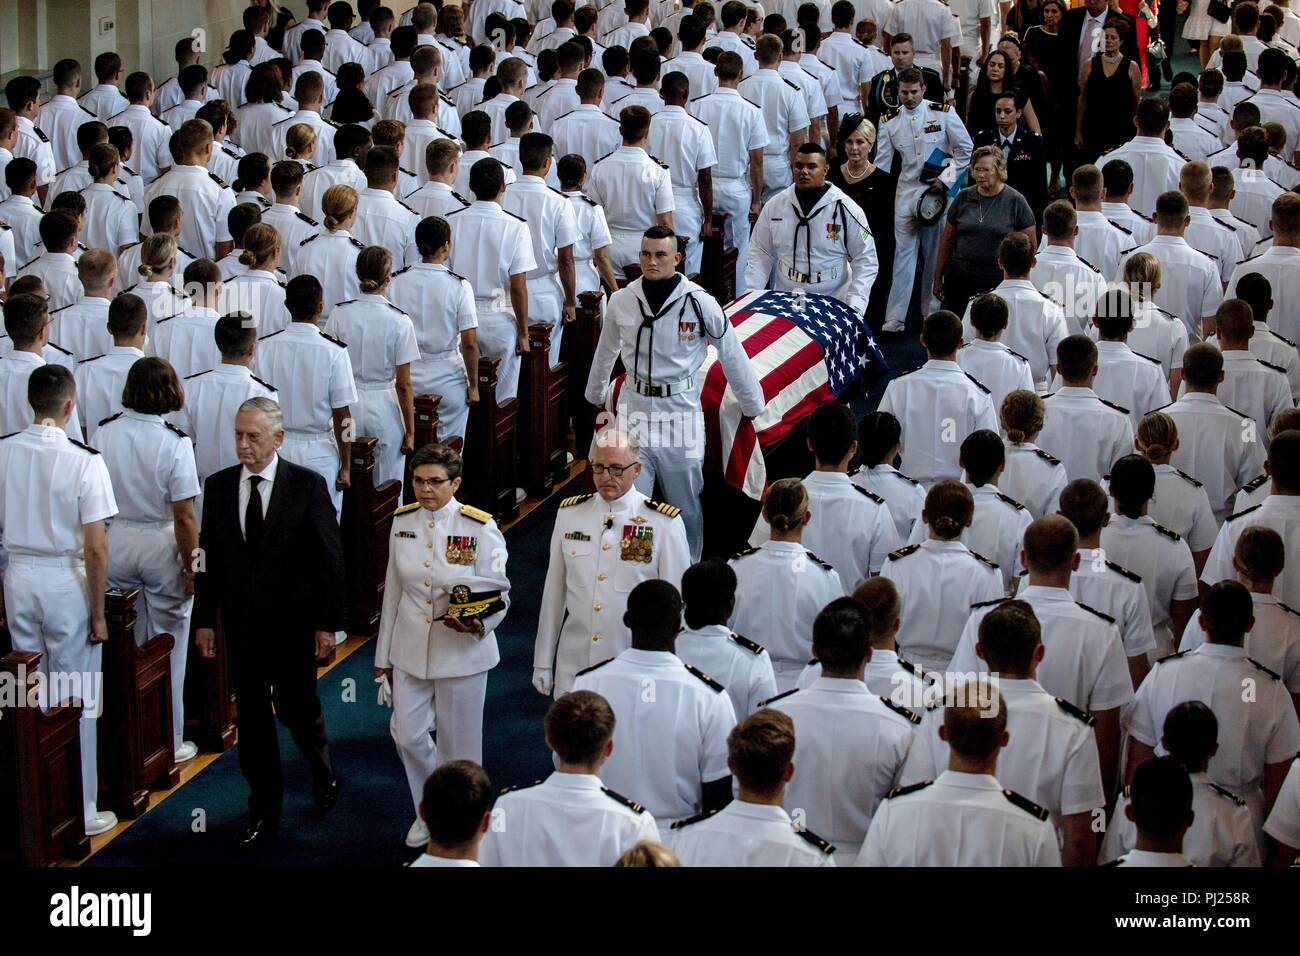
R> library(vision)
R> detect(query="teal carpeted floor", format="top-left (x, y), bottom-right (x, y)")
top-left (87, 474), bottom-right (583, 866)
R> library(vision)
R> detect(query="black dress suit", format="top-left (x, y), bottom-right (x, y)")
top-left (193, 456), bottom-right (347, 822)
top-left (1059, 7), bottom-right (1139, 173)
top-left (973, 124), bottom-right (1049, 226)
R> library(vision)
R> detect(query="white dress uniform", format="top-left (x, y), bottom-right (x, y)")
top-left (268, 109), bottom-right (338, 166)
top-left (1000, 444), bottom-right (1068, 520)
top-left (105, 104), bottom-right (172, 185)
top-left (1098, 136), bottom-right (1187, 219)
top-left (1204, 495), bottom-right (1300, 604)
top-left (1210, 206), bottom-right (1261, 261)
top-left (745, 182), bottom-right (879, 314)
top-left (1125, 300), bottom-right (1188, 383)
top-left (1243, 89), bottom-right (1300, 159)
top-left (388, 262), bottom-right (477, 444)
top-left (153, 78), bottom-right (218, 119)
top-left (253, 322), bottom-right (358, 517)
top-left (689, 86), bottom-right (769, 289)
top-left (878, 360), bottom-right (999, 485)
top-left (503, 175), bottom-right (580, 363)
top-left (875, 100), bottom-right (972, 327)
top-left (1038, 387), bottom-right (1135, 484)
top-left (292, 61), bottom-right (340, 110)
top-left (1208, 349), bottom-right (1294, 447)
top-left (404, 180), bottom-right (471, 221)
top-left (151, 305), bottom-right (221, 383)
top-left (1186, 206), bottom-right (1244, 285)
top-left (36, 94), bottom-right (93, 172)
top-left (950, 586), bottom-right (1135, 714)
top-left (78, 84), bottom-right (130, 123)
top-left (115, 242), bottom-right (195, 297)
top-left (0, 193), bottom-right (43, 267)
top-left (535, 488), bottom-right (691, 695)
top-left (1227, 246), bottom-right (1300, 345)
top-left (300, 159), bottom-right (368, 222)
top-left (1181, 593), bottom-right (1300, 694)
top-left (376, 497), bottom-right (509, 812)
top-left (74, 346), bottom-right (145, 443)
top-left (604, 88), bottom-right (664, 122)
top-left (352, 187), bottom-right (421, 269)
top-left (815, 32), bottom-right (879, 114)
top-left (727, 541), bottom-right (844, 689)
top-left (674, 624), bottom-right (778, 718)
top-left (445, 199), bottom-right (536, 402)
top-left (585, 145), bottom-right (676, 272)
top-left (1170, 116), bottom-right (1224, 165)
top-left (960, 485), bottom-right (1031, 592)
top-left (364, 59), bottom-right (412, 111)
top-left (1099, 516), bottom-right (1198, 658)
top-left (533, 78), bottom-right (580, 134)
top-left (142, 165), bottom-right (236, 259)
top-left (1101, 772), bottom-right (1261, 866)
top-left (321, 28), bottom-right (370, 74)
top-left (703, 30), bottom-right (759, 78)
top-left (207, 142), bottom-right (245, 193)
top-left (258, 204), bottom-right (320, 275)
top-left (1055, 341), bottom-right (1169, 431)
top-left (18, 251), bottom-right (83, 312)
top-left (956, 340), bottom-right (1034, 413)
top-left (961, 278), bottom-right (1069, 387)
top-left (96, 410), bottom-right (200, 752)
top-left (550, 104), bottom-right (623, 170)
top-left (451, 151), bottom-right (514, 198)
top-left (1229, 166), bottom-right (1285, 236)
top-left (0, 423), bottom-right (117, 828)
top-left (1264, 755), bottom-right (1300, 851)
top-left (885, 0), bottom-right (963, 71)
top-left (479, 771), bottom-right (660, 866)
top-left (1029, 245), bottom-right (1109, 336)
top-left (1127, 643), bottom-right (1300, 826)
top-left (738, 68), bottom-right (810, 200)
top-left (585, 273), bottom-right (763, 558)
top-left (857, 770), bottom-right (1061, 867)
top-left (77, 183), bottom-right (139, 254)
top-left (173, 364), bottom-right (276, 488)
top-left (1161, 392), bottom-right (1266, 521)
top-left (647, 105), bottom-right (718, 277)
top-left (12, 115), bottom-right (56, 189)
top-left (448, 79), bottom-right (488, 120)
top-left (395, 118), bottom-right (451, 186)
top-left (753, 471), bottom-right (899, 589)
top-left (663, 52), bottom-right (717, 101)
top-left (222, 269), bottom-right (290, 336)
top-left (572, 647), bottom-right (736, 833)
top-left (1117, 237), bottom-right (1223, 342)
top-left (1227, 323), bottom-right (1300, 402)
top-left (292, 229), bottom-right (363, 320)
top-left (50, 297), bottom-right (112, 364)
top-left (478, 94), bottom-right (523, 147)
top-left (564, 190), bottom-right (614, 295)
top-left (323, 294), bottom-right (420, 487)
top-left (1065, 548), bottom-right (1157, 662)
top-left (902, 678), bottom-right (1105, 834)
top-left (212, 61), bottom-right (252, 111)
top-left (1057, 209), bottom-right (1137, 281)
top-left (0, 351), bottom-right (82, 437)
top-left (1138, 465), bottom-right (1219, 556)
top-left (670, 798), bottom-right (839, 865)
top-left (882, 539), bottom-right (1004, 672)
top-left (852, 464), bottom-right (926, 540)
top-left (124, 279), bottom-right (189, 334)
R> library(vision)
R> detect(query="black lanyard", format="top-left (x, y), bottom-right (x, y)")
top-left (789, 197), bottom-right (849, 278)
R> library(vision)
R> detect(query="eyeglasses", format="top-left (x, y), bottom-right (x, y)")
top-left (590, 463), bottom-right (636, 477)
top-left (411, 476), bottom-right (452, 489)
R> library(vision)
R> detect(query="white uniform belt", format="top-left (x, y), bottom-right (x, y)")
top-left (111, 517), bottom-right (174, 529)
top-left (356, 379), bottom-right (397, 391)
top-left (284, 427), bottom-right (334, 441)
top-left (422, 347), bottom-right (461, 361)
top-left (7, 553), bottom-right (85, 568)
top-left (632, 373), bottom-right (694, 397)
top-left (784, 262), bottom-right (841, 284)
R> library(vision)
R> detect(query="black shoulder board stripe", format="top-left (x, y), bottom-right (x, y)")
top-left (880, 696), bottom-right (921, 725)
top-left (888, 543), bottom-right (920, 561)
top-left (47, 341), bottom-right (72, 356)
top-left (969, 550), bottom-right (1000, 570)
top-left (971, 597), bottom-right (1004, 609)
top-left (68, 437), bottom-right (100, 454)
top-left (669, 809), bottom-right (717, 830)
top-left (963, 370), bottom-right (991, 394)
top-left (684, 663), bottom-right (725, 692)
top-left (77, 353), bottom-right (106, 364)
top-left (852, 483), bottom-right (885, 504)
top-left (793, 827), bottom-right (836, 854)
top-left (1132, 350), bottom-right (1161, 365)
top-left (296, 211), bottom-right (318, 226)
top-left (1157, 648), bottom-right (1190, 663)
top-left (165, 420), bottom-right (188, 439)
top-left (1150, 520), bottom-right (1181, 541)
top-left (1003, 789), bottom-right (1050, 821)
top-left (804, 550), bottom-right (833, 571)
top-left (299, 233), bottom-right (319, 246)
top-left (182, 369), bottom-right (212, 380)
top-left (1209, 782), bottom-right (1247, 807)
top-left (1055, 697), bottom-right (1096, 726)
top-left (600, 787), bottom-right (645, 813)
top-left (503, 208), bottom-right (526, 223)
top-left (251, 374), bottom-right (277, 391)
top-left (887, 780), bottom-right (933, 799)
top-left (1105, 560), bottom-right (1142, 583)
top-left (1033, 447), bottom-right (1061, 466)
top-left (729, 633), bottom-right (764, 655)
top-left (209, 172), bottom-right (229, 189)
top-left (1248, 657), bottom-right (1282, 680)
top-left (98, 411), bottom-right (124, 427)
top-left (731, 545), bottom-right (759, 560)
top-left (1097, 396), bottom-right (1130, 415)
top-left (1259, 357), bottom-right (1287, 374)
top-left (1278, 601), bottom-right (1300, 618)
top-left (574, 657), bottom-right (615, 677)
top-left (1226, 503), bottom-right (1263, 522)
top-left (391, 264), bottom-right (413, 277)
top-left (1222, 403), bottom-right (1251, 420)
top-left (996, 492), bottom-right (1025, 511)
top-left (320, 331), bottom-right (347, 347)
top-left (1075, 601), bottom-right (1115, 624)
top-left (1173, 467), bottom-right (1203, 488)
top-left (759, 687), bottom-right (799, 708)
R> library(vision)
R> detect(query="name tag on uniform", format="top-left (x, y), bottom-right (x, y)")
top-left (446, 535), bottom-right (477, 564)
top-left (395, 530), bottom-right (417, 539)
top-left (563, 531), bottom-right (591, 542)
top-left (621, 524), bottom-right (653, 562)
top-left (678, 319), bottom-right (697, 342)
top-left (923, 122), bottom-right (941, 134)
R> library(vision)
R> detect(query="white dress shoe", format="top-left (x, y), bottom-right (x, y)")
top-left (85, 810), bottom-right (118, 836)
top-left (881, 319), bottom-right (905, 333)
top-left (405, 818), bottom-right (430, 849)
top-left (334, 630), bottom-right (347, 645)
top-left (514, 487), bottom-right (527, 503)
top-left (175, 741), bottom-right (199, 763)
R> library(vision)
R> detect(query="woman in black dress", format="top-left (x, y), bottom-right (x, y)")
top-left (1025, 0), bottom-right (1069, 194)
top-left (1075, 19), bottom-right (1143, 165)
top-left (1006, 0), bottom-right (1046, 35)
top-left (966, 51), bottom-right (1040, 138)
top-left (829, 113), bottom-right (896, 327)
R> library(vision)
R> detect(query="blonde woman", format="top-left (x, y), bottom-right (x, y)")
top-left (131, 233), bottom-right (188, 331)
top-left (80, 143), bottom-right (139, 255)
top-left (292, 183), bottom-right (362, 319)
top-left (282, 122), bottom-right (318, 172)
top-left (1130, 411), bottom-right (1219, 564)
top-left (830, 112), bottom-right (896, 324)
top-left (999, 389), bottom-right (1069, 519)
top-left (223, 223), bottom-right (289, 335)
top-left (324, 246), bottom-right (420, 487)
top-left (1119, 251), bottom-right (1187, 398)
top-left (729, 478), bottom-right (845, 691)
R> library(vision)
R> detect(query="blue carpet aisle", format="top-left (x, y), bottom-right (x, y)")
top-left (88, 474), bottom-right (584, 866)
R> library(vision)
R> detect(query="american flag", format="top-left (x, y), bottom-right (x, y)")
top-left (615, 290), bottom-right (888, 499)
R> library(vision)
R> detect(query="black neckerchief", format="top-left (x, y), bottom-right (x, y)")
top-left (641, 272), bottom-right (681, 314)
top-left (795, 183), bottom-right (830, 217)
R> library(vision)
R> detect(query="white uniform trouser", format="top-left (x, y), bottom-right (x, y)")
top-left (280, 429), bottom-right (342, 519)
top-left (575, 257), bottom-right (600, 296)
top-left (353, 380), bottom-right (406, 488)
top-left (884, 179), bottom-right (931, 327)
top-left (474, 307), bottom-right (522, 403)
top-left (615, 382), bottom-right (706, 560)
top-left (608, 227), bottom-right (646, 276)
top-left (5, 556), bottom-right (105, 825)
top-left (106, 520), bottom-right (193, 751)
top-left (389, 666), bottom-right (489, 815)
top-left (672, 188), bottom-right (704, 276)
top-left (526, 276), bottom-right (565, 369)
top-left (412, 352), bottom-right (470, 447)
top-left (713, 175), bottom-right (752, 292)
top-left (761, 149), bottom-right (793, 205)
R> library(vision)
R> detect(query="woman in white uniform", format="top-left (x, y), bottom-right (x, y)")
top-left (80, 143), bottom-right (138, 255)
top-left (1133, 411), bottom-right (1220, 566)
top-left (325, 245), bottom-right (420, 488)
top-left (998, 389), bottom-right (1069, 519)
top-left (375, 443), bottom-right (510, 849)
top-left (292, 183), bottom-right (362, 319)
top-left (729, 477), bottom-right (844, 691)
top-left (130, 234), bottom-right (188, 332)
top-left (1122, 252), bottom-right (1186, 398)
top-left (283, 122), bottom-right (318, 173)
top-left (233, 63), bottom-right (293, 157)
top-left (223, 223), bottom-right (289, 335)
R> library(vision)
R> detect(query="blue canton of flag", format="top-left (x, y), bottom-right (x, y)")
top-left (744, 290), bottom-right (890, 394)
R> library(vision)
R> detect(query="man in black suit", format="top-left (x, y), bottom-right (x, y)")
top-left (1060, 0), bottom-right (1139, 176)
top-left (194, 396), bottom-right (347, 848)
top-left (973, 93), bottom-right (1049, 227)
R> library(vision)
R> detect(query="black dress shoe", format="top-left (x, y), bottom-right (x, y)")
top-left (232, 817), bottom-right (277, 848)
top-left (314, 776), bottom-right (340, 813)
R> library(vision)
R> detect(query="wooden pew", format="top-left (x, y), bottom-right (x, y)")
top-left (459, 357), bottom-right (519, 523)
top-left (699, 212), bottom-right (737, 304)
top-left (405, 394), bottom-right (463, 505)
top-left (341, 436), bottom-right (402, 639)
top-left (0, 651), bottom-right (90, 865)
top-left (563, 291), bottom-right (604, 462)
top-left (519, 322), bottom-right (570, 497)
top-left (99, 587), bottom-right (178, 820)
top-left (183, 611), bottom-right (235, 754)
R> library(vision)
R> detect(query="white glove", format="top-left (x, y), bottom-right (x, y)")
top-left (532, 667), bottom-right (554, 696)
top-left (376, 674), bottom-right (393, 708)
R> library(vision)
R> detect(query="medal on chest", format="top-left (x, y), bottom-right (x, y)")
top-left (445, 534), bottom-right (478, 565)
top-left (678, 318), bottom-right (697, 342)
top-left (826, 221), bottom-right (841, 242)
top-left (621, 522), bottom-right (654, 563)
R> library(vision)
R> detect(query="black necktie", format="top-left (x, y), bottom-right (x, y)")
top-left (245, 475), bottom-right (264, 548)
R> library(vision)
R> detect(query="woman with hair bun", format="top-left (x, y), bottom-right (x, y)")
top-left (291, 183), bottom-right (363, 318)
top-left (881, 480), bottom-right (1004, 673)
top-left (223, 222), bottom-right (289, 334)
top-left (131, 232), bottom-right (188, 330)
top-left (283, 122), bottom-right (318, 171)
top-left (324, 245), bottom-right (420, 488)
top-left (998, 389), bottom-right (1068, 519)
top-left (1128, 411), bottom-right (1218, 565)
top-left (728, 477), bottom-right (845, 691)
